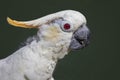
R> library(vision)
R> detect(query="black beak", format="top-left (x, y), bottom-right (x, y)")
top-left (69, 24), bottom-right (90, 50)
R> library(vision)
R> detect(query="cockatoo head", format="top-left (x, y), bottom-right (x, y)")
top-left (7, 10), bottom-right (90, 51)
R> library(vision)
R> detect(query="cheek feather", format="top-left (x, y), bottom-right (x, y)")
top-left (44, 27), bottom-right (60, 41)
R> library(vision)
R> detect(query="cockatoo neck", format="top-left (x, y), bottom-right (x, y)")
top-left (27, 33), bottom-right (71, 61)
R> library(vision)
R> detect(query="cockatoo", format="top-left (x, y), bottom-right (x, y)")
top-left (0, 10), bottom-right (90, 80)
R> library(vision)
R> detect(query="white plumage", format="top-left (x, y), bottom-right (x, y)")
top-left (0, 10), bottom-right (90, 80)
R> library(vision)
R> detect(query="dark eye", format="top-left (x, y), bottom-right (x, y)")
top-left (61, 21), bottom-right (73, 32)
top-left (63, 23), bottom-right (71, 30)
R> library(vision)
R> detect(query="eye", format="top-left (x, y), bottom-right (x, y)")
top-left (64, 23), bottom-right (71, 30)
top-left (61, 21), bottom-right (73, 32)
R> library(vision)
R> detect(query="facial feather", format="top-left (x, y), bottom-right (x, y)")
top-left (40, 26), bottom-right (60, 41)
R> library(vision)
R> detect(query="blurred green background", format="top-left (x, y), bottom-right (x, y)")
top-left (0, 0), bottom-right (119, 80)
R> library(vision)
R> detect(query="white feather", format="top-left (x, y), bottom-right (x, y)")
top-left (0, 10), bottom-right (87, 80)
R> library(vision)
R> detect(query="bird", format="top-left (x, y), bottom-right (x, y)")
top-left (0, 10), bottom-right (90, 80)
